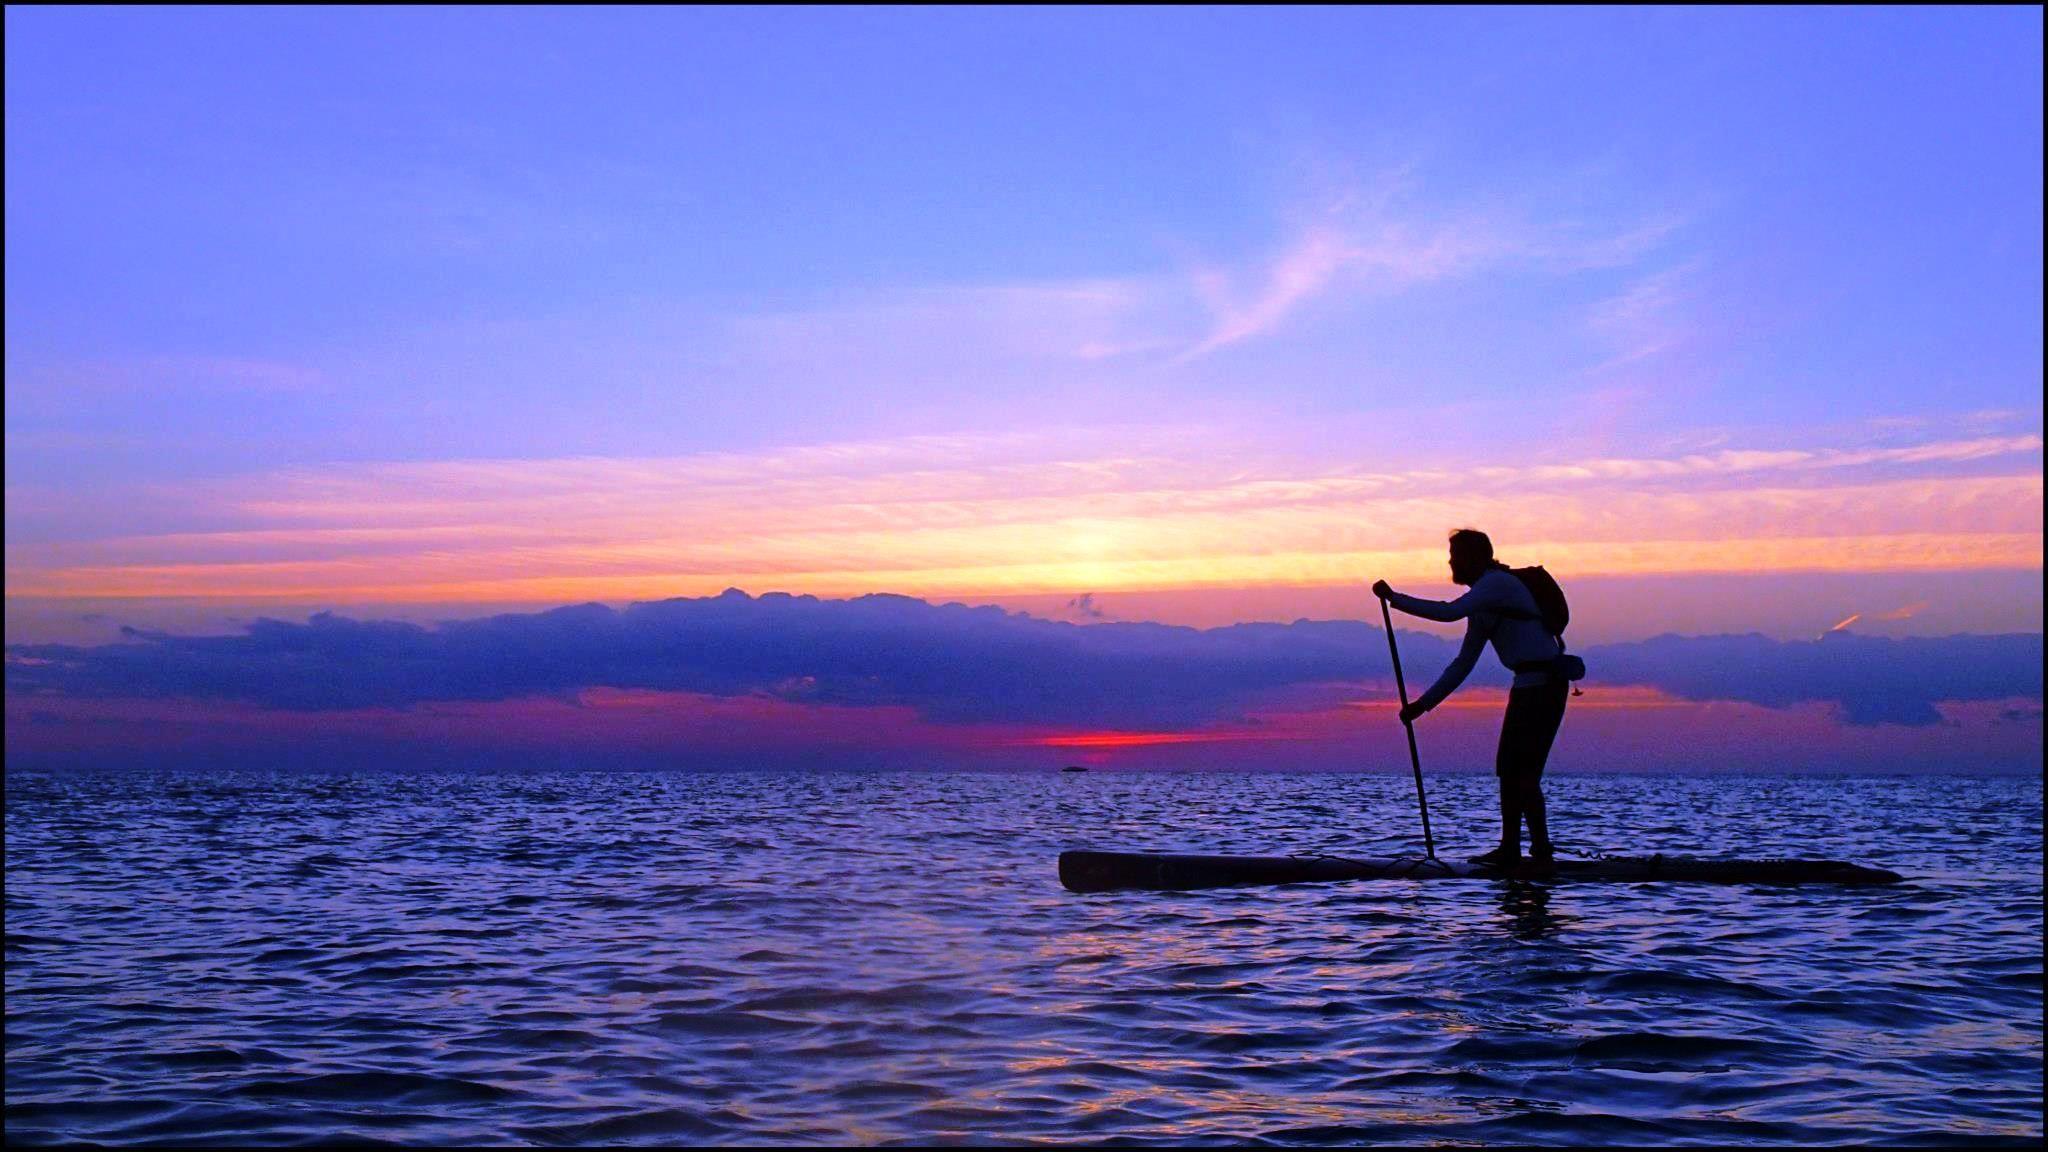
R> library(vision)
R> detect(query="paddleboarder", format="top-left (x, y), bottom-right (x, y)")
top-left (1372, 529), bottom-right (1571, 867)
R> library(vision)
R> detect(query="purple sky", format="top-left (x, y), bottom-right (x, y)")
top-left (5, 8), bottom-right (2041, 771)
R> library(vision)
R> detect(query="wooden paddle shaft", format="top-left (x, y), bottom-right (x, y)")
top-left (1380, 594), bottom-right (1436, 859)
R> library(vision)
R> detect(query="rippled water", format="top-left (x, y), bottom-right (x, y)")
top-left (5, 768), bottom-right (2041, 1146)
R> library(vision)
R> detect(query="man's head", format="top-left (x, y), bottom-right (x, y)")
top-left (1447, 528), bottom-right (1494, 586)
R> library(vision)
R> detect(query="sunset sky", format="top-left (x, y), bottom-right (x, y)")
top-left (6, 8), bottom-right (2041, 771)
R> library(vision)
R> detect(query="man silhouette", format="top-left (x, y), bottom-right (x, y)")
top-left (1373, 529), bottom-right (1568, 866)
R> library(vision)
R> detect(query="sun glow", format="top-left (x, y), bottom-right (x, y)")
top-left (1031, 730), bottom-right (1266, 748)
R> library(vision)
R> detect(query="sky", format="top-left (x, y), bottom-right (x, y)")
top-left (5, 7), bottom-right (2042, 772)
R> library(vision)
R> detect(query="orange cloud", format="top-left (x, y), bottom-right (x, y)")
top-left (6, 430), bottom-right (2039, 607)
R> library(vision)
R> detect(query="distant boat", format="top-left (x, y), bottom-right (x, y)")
top-left (1061, 765), bottom-right (1088, 773)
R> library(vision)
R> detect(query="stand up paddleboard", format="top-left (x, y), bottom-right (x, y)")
top-left (1058, 850), bottom-right (1903, 892)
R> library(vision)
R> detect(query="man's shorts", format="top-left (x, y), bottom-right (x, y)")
top-left (1497, 679), bottom-right (1569, 781)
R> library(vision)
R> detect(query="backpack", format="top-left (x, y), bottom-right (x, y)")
top-left (1510, 565), bottom-right (1569, 640)
top-left (1507, 564), bottom-right (1585, 685)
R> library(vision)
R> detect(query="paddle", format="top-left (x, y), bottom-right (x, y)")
top-left (1379, 593), bottom-right (1437, 859)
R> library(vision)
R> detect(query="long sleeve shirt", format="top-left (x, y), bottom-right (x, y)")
top-left (1384, 568), bottom-right (1560, 713)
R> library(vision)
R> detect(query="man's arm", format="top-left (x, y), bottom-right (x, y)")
top-left (1409, 620), bottom-right (1490, 716)
top-left (1384, 585), bottom-right (1486, 623)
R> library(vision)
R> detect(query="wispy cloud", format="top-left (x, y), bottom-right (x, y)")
top-left (1176, 188), bottom-right (1673, 360)
top-left (17, 356), bottom-right (329, 395)
top-left (1822, 599), bottom-right (1931, 637)
top-left (1586, 263), bottom-right (1693, 374)
top-left (1180, 226), bottom-right (1360, 358)
top-left (728, 282), bottom-right (1163, 370)
top-left (719, 166), bottom-right (1688, 372)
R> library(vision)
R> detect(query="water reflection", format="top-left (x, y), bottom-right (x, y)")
top-left (1497, 881), bottom-right (1571, 940)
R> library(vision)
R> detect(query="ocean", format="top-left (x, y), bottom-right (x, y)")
top-left (5, 768), bottom-right (2041, 1146)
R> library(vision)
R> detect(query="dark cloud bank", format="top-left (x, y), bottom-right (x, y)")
top-left (6, 590), bottom-right (2041, 731)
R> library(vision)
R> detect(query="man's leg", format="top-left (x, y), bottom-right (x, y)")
top-left (1519, 778), bottom-right (1549, 852)
top-left (1520, 682), bottom-right (1568, 855)
top-left (1499, 774), bottom-right (1522, 850)
top-left (1474, 693), bottom-right (1533, 864)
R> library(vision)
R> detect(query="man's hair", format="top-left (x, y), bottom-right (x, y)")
top-left (1448, 528), bottom-right (1494, 563)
